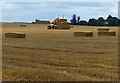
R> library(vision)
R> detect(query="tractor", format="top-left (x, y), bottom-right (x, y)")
top-left (47, 17), bottom-right (71, 29)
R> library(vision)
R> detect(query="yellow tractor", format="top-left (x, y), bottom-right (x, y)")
top-left (47, 18), bottom-right (59, 29)
top-left (47, 17), bottom-right (71, 29)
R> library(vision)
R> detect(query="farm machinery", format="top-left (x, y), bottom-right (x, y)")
top-left (47, 17), bottom-right (71, 29)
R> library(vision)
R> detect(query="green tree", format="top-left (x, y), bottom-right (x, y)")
top-left (70, 14), bottom-right (77, 25)
top-left (97, 17), bottom-right (105, 26)
top-left (79, 20), bottom-right (88, 25)
top-left (107, 17), bottom-right (118, 26)
top-left (77, 16), bottom-right (80, 25)
top-left (88, 18), bottom-right (98, 26)
top-left (118, 19), bottom-right (120, 26)
top-left (107, 15), bottom-right (112, 21)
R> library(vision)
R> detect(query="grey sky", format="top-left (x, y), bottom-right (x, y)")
top-left (1, 1), bottom-right (118, 22)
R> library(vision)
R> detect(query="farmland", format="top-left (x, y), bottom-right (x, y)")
top-left (2, 22), bottom-right (118, 81)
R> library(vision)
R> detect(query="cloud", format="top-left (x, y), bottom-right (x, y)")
top-left (59, 2), bottom-right (118, 20)
top-left (1, 2), bottom-right (118, 22)
top-left (2, 2), bottom-right (19, 10)
top-left (119, 1), bottom-right (120, 18)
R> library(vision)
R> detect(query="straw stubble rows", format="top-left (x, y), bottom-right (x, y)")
top-left (2, 23), bottom-right (118, 81)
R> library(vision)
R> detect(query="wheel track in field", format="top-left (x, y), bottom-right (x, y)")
top-left (3, 45), bottom-right (113, 54)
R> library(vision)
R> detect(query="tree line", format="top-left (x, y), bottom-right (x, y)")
top-left (70, 14), bottom-right (119, 26)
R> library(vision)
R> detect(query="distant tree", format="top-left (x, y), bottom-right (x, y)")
top-left (104, 21), bottom-right (109, 26)
top-left (97, 17), bottom-right (105, 26)
top-left (32, 22), bottom-right (35, 24)
top-left (88, 19), bottom-right (93, 25)
top-left (70, 14), bottom-right (77, 25)
top-left (88, 18), bottom-right (98, 26)
top-left (118, 19), bottom-right (120, 26)
top-left (107, 15), bottom-right (112, 21)
top-left (70, 14), bottom-right (119, 26)
top-left (77, 16), bottom-right (80, 25)
top-left (107, 17), bottom-right (118, 26)
top-left (79, 20), bottom-right (88, 25)
top-left (113, 17), bottom-right (118, 26)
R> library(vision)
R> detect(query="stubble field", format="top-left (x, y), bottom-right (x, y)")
top-left (2, 22), bottom-right (118, 81)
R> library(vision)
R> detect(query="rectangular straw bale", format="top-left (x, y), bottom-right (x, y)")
top-left (98, 28), bottom-right (109, 32)
top-left (70, 25), bottom-right (73, 28)
top-left (57, 22), bottom-right (70, 29)
top-left (57, 19), bottom-right (67, 22)
top-left (74, 31), bottom-right (93, 37)
top-left (20, 24), bottom-right (27, 27)
top-left (5, 32), bottom-right (25, 38)
top-left (98, 31), bottom-right (116, 36)
top-left (35, 19), bottom-right (50, 24)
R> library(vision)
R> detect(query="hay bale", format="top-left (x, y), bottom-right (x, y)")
top-left (35, 19), bottom-right (50, 24)
top-left (70, 25), bottom-right (73, 28)
top-left (98, 31), bottom-right (116, 36)
top-left (5, 32), bottom-right (25, 38)
top-left (74, 31), bottom-right (93, 37)
top-left (20, 24), bottom-right (26, 27)
top-left (98, 28), bottom-right (109, 32)
top-left (58, 27), bottom-right (70, 29)
top-left (39, 21), bottom-right (50, 24)
top-left (57, 22), bottom-right (70, 29)
top-left (58, 19), bottom-right (67, 22)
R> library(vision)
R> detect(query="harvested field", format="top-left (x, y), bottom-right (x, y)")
top-left (2, 22), bottom-right (118, 81)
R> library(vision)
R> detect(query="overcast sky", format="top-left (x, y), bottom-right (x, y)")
top-left (1, 1), bottom-right (119, 22)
